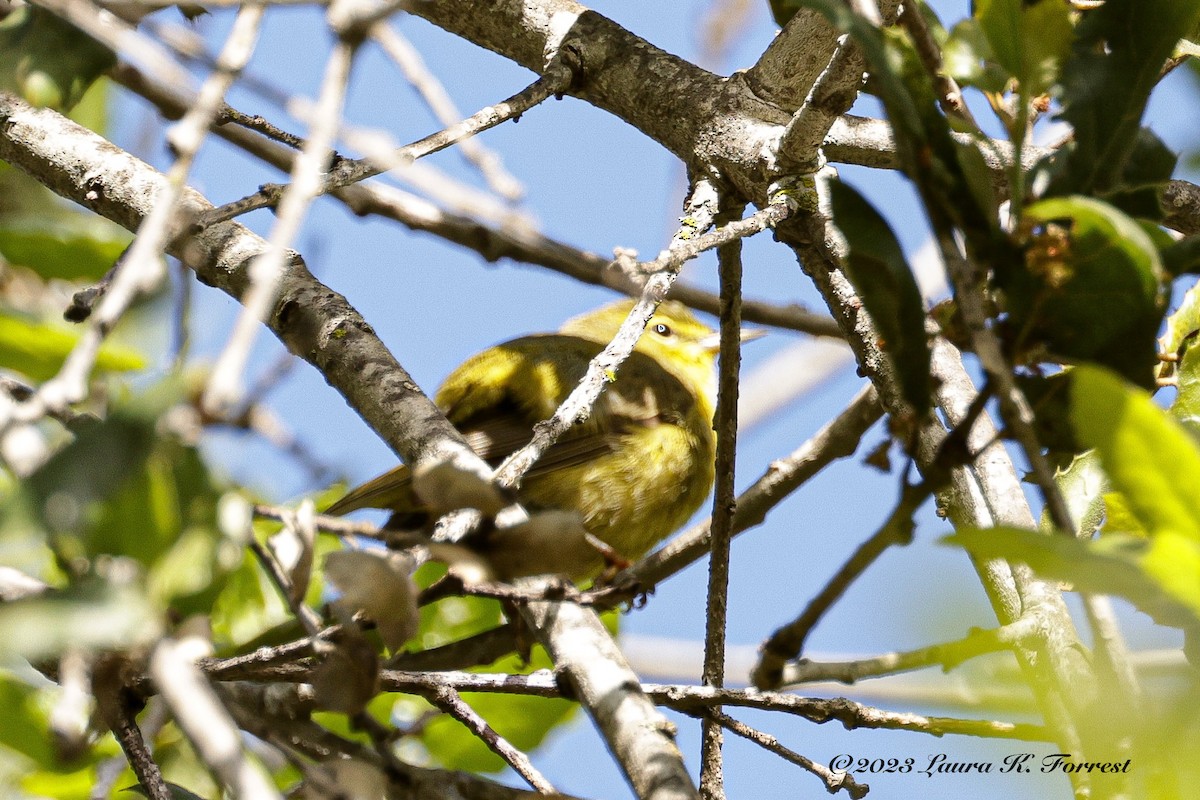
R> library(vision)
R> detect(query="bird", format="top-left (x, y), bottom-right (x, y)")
top-left (325, 299), bottom-right (742, 582)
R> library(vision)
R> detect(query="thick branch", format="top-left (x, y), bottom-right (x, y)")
top-left (0, 90), bottom-right (492, 489)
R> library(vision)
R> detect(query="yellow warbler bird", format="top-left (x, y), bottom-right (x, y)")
top-left (326, 300), bottom-right (743, 581)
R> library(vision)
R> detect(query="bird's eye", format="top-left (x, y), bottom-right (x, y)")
top-left (653, 323), bottom-right (672, 337)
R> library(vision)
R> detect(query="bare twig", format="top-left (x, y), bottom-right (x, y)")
top-left (372, 24), bottom-right (524, 201)
top-left (201, 60), bottom-right (575, 228)
top-left (202, 13), bottom-right (357, 415)
top-left (706, 710), bottom-right (868, 799)
top-left (752, 477), bottom-right (932, 689)
top-left (425, 684), bottom-right (557, 794)
top-left (249, 539), bottom-right (324, 636)
top-left (699, 201), bottom-right (746, 800)
top-left (780, 617), bottom-right (1040, 686)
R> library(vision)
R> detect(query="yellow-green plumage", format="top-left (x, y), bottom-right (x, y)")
top-left (326, 300), bottom-right (719, 580)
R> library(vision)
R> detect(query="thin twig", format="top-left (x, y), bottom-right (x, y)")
top-left (699, 201), bottom-right (746, 800)
top-left (752, 477), bottom-right (931, 689)
top-left (201, 60), bottom-right (574, 228)
top-left (249, 539), bottom-right (324, 636)
top-left (706, 709), bottom-right (868, 799)
top-left (372, 24), bottom-right (524, 201)
top-left (781, 617), bottom-right (1040, 686)
top-left (202, 19), bottom-right (357, 415)
top-left (254, 503), bottom-right (386, 539)
top-left (425, 684), bottom-right (557, 794)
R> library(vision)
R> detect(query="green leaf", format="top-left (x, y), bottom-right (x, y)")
top-left (769, 0), bottom-right (805, 27)
top-left (975, 0), bottom-right (1072, 97)
top-left (0, 672), bottom-right (55, 768)
top-left (1046, 0), bottom-right (1200, 198)
top-left (828, 179), bottom-right (931, 414)
top-left (946, 526), bottom-right (1200, 629)
top-left (1101, 491), bottom-right (1148, 538)
top-left (0, 311), bottom-right (145, 382)
top-left (1162, 236), bottom-right (1200, 279)
top-left (1099, 129), bottom-right (1178, 220)
top-left (1172, 339), bottom-right (1200, 436)
top-left (1004, 196), bottom-right (1165, 386)
top-left (0, 6), bottom-right (115, 111)
top-left (0, 213), bottom-right (131, 282)
top-left (1071, 365), bottom-right (1200, 540)
top-left (943, 19), bottom-right (1010, 93)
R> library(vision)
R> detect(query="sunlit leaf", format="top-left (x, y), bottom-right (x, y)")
top-left (946, 527), bottom-right (1200, 629)
top-left (1071, 365), bottom-right (1200, 540)
top-left (0, 213), bottom-right (131, 282)
top-left (0, 312), bottom-right (145, 382)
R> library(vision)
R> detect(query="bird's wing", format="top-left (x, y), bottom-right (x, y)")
top-left (326, 335), bottom-right (690, 515)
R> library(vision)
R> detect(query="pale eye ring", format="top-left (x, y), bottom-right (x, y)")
top-left (653, 323), bottom-right (672, 337)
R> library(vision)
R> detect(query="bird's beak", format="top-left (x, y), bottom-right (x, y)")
top-left (700, 327), bottom-right (766, 354)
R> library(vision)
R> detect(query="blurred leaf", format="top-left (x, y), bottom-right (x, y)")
top-left (0, 312), bottom-right (145, 382)
top-left (975, 0), bottom-right (1072, 96)
top-left (828, 179), bottom-right (931, 413)
top-left (0, 213), bottom-right (131, 282)
top-left (0, 6), bottom-right (114, 111)
top-left (0, 578), bottom-right (160, 661)
top-left (1099, 129), bottom-right (1178, 220)
top-left (19, 766), bottom-right (98, 799)
top-left (946, 526), bottom-right (1200, 629)
top-left (1017, 371), bottom-right (1081, 454)
top-left (1043, 0), bottom-right (1200, 199)
top-left (1161, 236), bottom-right (1200, 279)
top-left (1003, 196), bottom-right (1165, 386)
top-left (768, 0), bottom-right (804, 27)
top-left (1102, 491), bottom-right (1148, 537)
top-left (943, 18), bottom-right (1010, 93)
top-left (325, 550), bottom-right (419, 652)
top-left (0, 672), bottom-right (55, 768)
top-left (1071, 365), bottom-right (1200, 540)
